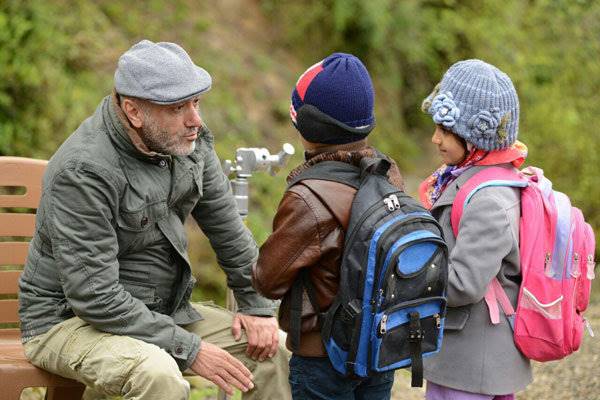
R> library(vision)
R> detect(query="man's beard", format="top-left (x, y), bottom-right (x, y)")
top-left (141, 118), bottom-right (198, 156)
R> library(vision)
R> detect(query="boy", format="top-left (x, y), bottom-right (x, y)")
top-left (252, 53), bottom-right (403, 399)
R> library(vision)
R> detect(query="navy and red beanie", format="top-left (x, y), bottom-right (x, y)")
top-left (290, 53), bottom-right (375, 145)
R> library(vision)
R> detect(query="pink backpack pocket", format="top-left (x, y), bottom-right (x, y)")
top-left (451, 166), bottom-right (596, 362)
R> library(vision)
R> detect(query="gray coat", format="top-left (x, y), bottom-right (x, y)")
top-left (18, 95), bottom-right (277, 370)
top-left (423, 165), bottom-right (532, 395)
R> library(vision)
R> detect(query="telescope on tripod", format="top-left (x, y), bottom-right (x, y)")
top-left (222, 143), bottom-right (296, 218)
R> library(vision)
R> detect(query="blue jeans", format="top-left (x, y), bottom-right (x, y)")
top-left (289, 355), bottom-right (395, 400)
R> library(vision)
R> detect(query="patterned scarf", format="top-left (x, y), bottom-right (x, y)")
top-left (419, 140), bottom-right (528, 209)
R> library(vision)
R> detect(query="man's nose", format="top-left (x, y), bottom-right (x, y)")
top-left (186, 104), bottom-right (203, 128)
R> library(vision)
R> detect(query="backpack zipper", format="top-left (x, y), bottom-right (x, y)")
top-left (380, 314), bottom-right (388, 334)
top-left (376, 297), bottom-right (446, 336)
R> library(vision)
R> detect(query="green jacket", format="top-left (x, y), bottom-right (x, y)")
top-left (18, 95), bottom-right (277, 370)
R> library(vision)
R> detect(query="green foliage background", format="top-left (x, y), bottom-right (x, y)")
top-left (2, 0), bottom-right (599, 304)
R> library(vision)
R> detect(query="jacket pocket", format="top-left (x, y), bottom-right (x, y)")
top-left (117, 208), bottom-right (155, 233)
top-left (444, 307), bottom-right (470, 331)
top-left (121, 279), bottom-right (162, 311)
top-left (116, 202), bottom-right (167, 254)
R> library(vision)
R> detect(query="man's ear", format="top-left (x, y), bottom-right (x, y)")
top-left (121, 97), bottom-right (146, 129)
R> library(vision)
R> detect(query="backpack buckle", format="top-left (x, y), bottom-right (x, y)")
top-left (342, 300), bottom-right (361, 323)
top-left (408, 312), bottom-right (423, 343)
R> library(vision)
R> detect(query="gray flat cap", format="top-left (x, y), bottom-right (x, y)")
top-left (114, 40), bottom-right (212, 104)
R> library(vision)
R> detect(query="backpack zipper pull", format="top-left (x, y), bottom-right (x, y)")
top-left (390, 194), bottom-right (400, 209)
top-left (571, 253), bottom-right (581, 278)
top-left (587, 255), bottom-right (596, 279)
top-left (378, 288), bottom-right (384, 307)
top-left (585, 318), bottom-right (595, 338)
top-left (544, 253), bottom-right (553, 277)
top-left (434, 313), bottom-right (441, 329)
top-left (380, 314), bottom-right (388, 335)
top-left (383, 197), bottom-right (394, 211)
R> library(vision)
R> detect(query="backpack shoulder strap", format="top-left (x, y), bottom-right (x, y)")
top-left (287, 161), bottom-right (361, 190)
top-left (289, 269), bottom-right (322, 352)
top-left (451, 166), bottom-right (524, 327)
top-left (485, 277), bottom-right (516, 326)
top-left (358, 157), bottom-right (391, 178)
top-left (299, 180), bottom-right (356, 231)
top-left (450, 166), bottom-right (527, 237)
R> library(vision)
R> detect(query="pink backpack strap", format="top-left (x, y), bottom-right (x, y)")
top-left (485, 278), bottom-right (516, 324)
top-left (450, 167), bottom-right (527, 237)
top-left (451, 167), bottom-right (526, 325)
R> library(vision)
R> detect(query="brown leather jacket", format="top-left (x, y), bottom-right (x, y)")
top-left (252, 141), bottom-right (404, 356)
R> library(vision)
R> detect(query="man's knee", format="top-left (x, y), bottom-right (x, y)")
top-left (249, 342), bottom-right (291, 399)
top-left (122, 343), bottom-right (190, 400)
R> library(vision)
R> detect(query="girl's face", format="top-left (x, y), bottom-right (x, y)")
top-left (431, 126), bottom-right (467, 165)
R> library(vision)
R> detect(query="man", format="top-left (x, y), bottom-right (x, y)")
top-left (18, 40), bottom-right (290, 400)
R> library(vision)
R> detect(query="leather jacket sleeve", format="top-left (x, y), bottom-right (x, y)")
top-left (252, 188), bottom-right (323, 299)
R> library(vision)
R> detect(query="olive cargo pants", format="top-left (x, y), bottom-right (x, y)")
top-left (23, 302), bottom-right (291, 400)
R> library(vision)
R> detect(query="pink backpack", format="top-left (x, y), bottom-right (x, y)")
top-left (451, 166), bottom-right (596, 361)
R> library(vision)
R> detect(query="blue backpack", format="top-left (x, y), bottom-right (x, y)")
top-left (287, 158), bottom-right (448, 387)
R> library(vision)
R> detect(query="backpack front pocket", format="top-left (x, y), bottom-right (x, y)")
top-left (371, 297), bottom-right (445, 372)
top-left (377, 229), bottom-right (447, 306)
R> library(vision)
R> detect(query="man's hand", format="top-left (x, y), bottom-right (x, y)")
top-left (190, 341), bottom-right (254, 396)
top-left (231, 314), bottom-right (279, 361)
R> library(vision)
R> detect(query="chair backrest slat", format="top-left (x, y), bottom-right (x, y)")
top-left (0, 213), bottom-right (36, 237)
top-left (0, 271), bottom-right (21, 295)
top-left (0, 300), bottom-right (20, 324)
top-left (0, 241), bottom-right (29, 266)
top-left (0, 157), bottom-right (46, 208)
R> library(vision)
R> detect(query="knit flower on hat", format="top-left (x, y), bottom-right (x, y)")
top-left (467, 108), bottom-right (501, 141)
top-left (431, 92), bottom-right (460, 128)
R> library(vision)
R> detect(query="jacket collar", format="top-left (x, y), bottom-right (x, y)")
top-left (429, 165), bottom-right (488, 212)
top-left (103, 91), bottom-right (171, 163)
top-left (304, 139), bottom-right (368, 161)
top-left (287, 143), bottom-right (404, 190)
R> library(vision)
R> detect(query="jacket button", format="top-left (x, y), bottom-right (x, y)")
top-left (159, 160), bottom-right (167, 168)
top-left (175, 346), bottom-right (183, 355)
top-left (141, 216), bottom-right (149, 227)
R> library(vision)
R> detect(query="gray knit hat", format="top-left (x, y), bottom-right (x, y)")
top-left (422, 59), bottom-right (519, 151)
top-left (115, 40), bottom-right (212, 104)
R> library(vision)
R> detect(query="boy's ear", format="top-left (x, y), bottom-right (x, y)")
top-left (121, 98), bottom-right (145, 129)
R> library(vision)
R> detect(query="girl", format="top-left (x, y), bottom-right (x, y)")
top-left (418, 59), bottom-right (532, 399)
